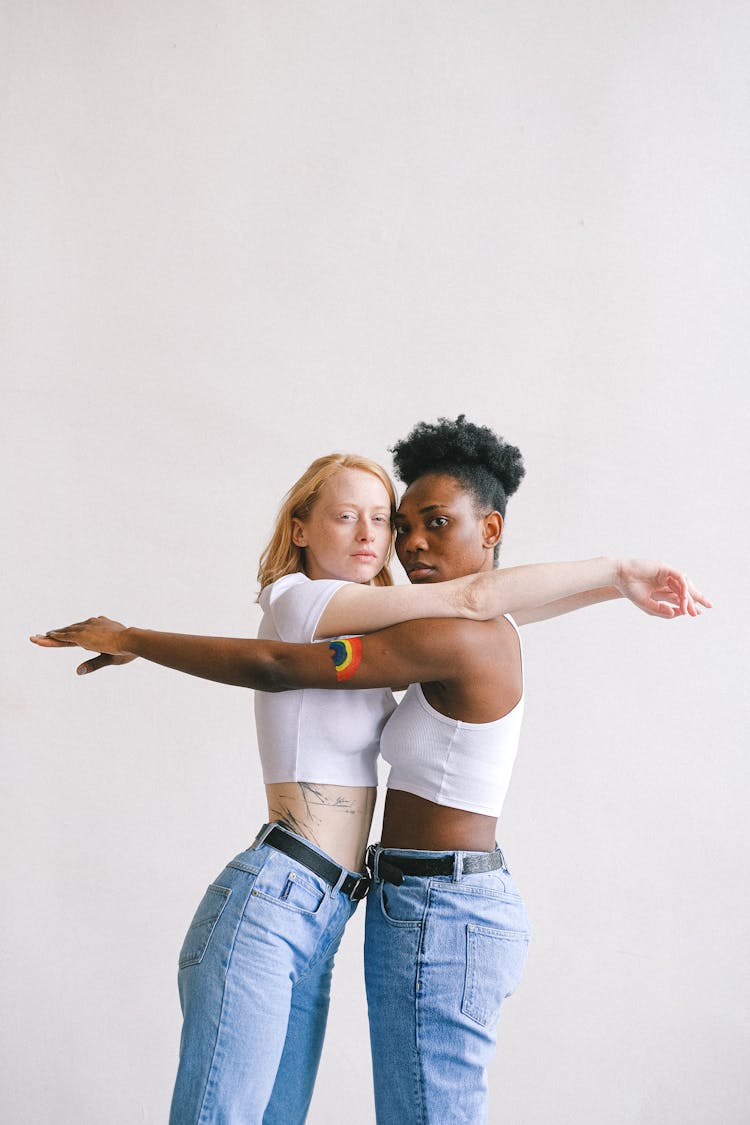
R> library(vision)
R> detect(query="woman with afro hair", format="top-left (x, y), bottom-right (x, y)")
top-left (364, 414), bottom-right (549, 1123)
top-left (32, 418), bottom-right (708, 1124)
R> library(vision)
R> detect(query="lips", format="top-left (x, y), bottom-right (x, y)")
top-left (351, 552), bottom-right (378, 561)
top-left (405, 563), bottom-right (437, 580)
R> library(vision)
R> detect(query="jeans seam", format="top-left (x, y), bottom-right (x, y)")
top-left (194, 883), bottom-right (255, 1124)
top-left (413, 880), bottom-right (434, 1125)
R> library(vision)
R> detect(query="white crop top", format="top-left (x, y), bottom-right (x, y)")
top-left (254, 573), bottom-right (396, 786)
top-left (380, 615), bottom-right (524, 818)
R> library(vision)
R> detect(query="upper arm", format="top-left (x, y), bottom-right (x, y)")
top-left (314, 580), bottom-right (468, 639)
top-left (272, 618), bottom-right (498, 692)
top-left (265, 576), bottom-right (348, 642)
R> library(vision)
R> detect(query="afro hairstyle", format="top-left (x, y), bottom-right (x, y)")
top-left (390, 414), bottom-right (525, 525)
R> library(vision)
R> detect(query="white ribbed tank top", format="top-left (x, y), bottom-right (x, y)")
top-left (380, 615), bottom-right (524, 818)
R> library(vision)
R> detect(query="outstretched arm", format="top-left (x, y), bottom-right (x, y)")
top-left (31, 560), bottom-right (709, 695)
top-left (316, 557), bottom-right (710, 637)
top-left (511, 559), bottom-right (711, 626)
top-left (30, 559), bottom-right (709, 677)
top-left (31, 616), bottom-right (506, 693)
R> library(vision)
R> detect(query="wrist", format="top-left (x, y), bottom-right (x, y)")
top-left (121, 627), bottom-right (142, 656)
top-left (610, 557), bottom-right (625, 590)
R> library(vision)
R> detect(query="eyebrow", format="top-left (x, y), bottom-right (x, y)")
top-left (326, 502), bottom-right (392, 512)
top-left (395, 503), bottom-right (450, 520)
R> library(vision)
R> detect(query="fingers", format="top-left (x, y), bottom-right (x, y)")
top-left (687, 580), bottom-right (713, 611)
top-left (80, 653), bottom-right (137, 673)
top-left (652, 592), bottom-right (692, 618)
top-left (46, 630), bottom-right (83, 646)
top-left (47, 627), bottom-right (101, 645)
top-left (649, 600), bottom-right (676, 619)
top-left (646, 580), bottom-right (712, 618)
top-left (30, 634), bottom-right (76, 648)
top-left (665, 574), bottom-right (713, 616)
top-left (48, 619), bottom-right (96, 635)
top-left (664, 572), bottom-right (712, 617)
top-left (665, 572), bottom-right (689, 616)
top-left (31, 617), bottom-right (108, 643)
top-left (77, 654), bottom-right (116, 676)
top-left (30, 624), bottom-right (88, 646)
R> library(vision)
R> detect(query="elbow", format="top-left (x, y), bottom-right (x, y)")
top-left (260, 654), bottom-right (291, 693)
top-left (460, 572), bottom-right (490, 619)
top-left (243, 645), bottom-right (289, 693)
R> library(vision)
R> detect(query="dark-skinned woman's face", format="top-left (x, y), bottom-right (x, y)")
top-left (394, 473), bottom-right (502, 583)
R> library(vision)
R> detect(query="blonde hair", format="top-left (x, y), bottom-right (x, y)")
top-left (257, 453), bottom-right (396, 594)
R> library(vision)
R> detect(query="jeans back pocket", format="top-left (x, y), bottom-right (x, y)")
top-left (178, 883), bottom-right (231, 969)
top-left (462, 922), bottom-right (530, 1027)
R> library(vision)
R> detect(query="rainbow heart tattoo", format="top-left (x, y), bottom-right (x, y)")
top-left (328, 637), bottom-right (363, 681)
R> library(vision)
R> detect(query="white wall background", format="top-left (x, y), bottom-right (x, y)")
top-left (3, 3), bottom-right (748, 1122)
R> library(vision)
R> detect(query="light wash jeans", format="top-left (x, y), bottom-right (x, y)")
top-left (169, 826), bottom-right (360, 1125)
top-left (364, 845), bottom-right (530, 1125)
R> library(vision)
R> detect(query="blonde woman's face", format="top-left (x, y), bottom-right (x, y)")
top-left (291, 468), bottom-right (393, 583)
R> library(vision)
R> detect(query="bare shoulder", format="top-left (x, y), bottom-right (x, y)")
top-left (415, 616), bottom-right (520, 672)
top-left (463, 615), bottom-right (520, 668)
top-left (419, 616), bottom-right (522, 720)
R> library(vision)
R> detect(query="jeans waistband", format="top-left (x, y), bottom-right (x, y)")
top-left (366, 843), bottom-right (507, 886)
top-left (252, 822), bottom-right (370, 901)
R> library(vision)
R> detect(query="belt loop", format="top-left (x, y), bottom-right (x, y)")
top-left (331, 867), bottom-right (348, 897)
top-left (367, 843), bottom-right (381, 883)
top-left (251, 822), bottom-right (273, 849)
top-left (493, 842), bottom-right (508, 873)
top-left (452, 850), bottom-right (462, 882)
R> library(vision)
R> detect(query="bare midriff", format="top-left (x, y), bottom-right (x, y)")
top-left (381, 789), bottom-right (497, 853)
top-left (265, 782), bottom-right (377, 873)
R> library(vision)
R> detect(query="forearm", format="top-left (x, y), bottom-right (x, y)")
top-left (513, 586), bottom-right (622, 626)
top-left (124, 628), bottom-right (283, 690)
top-left (37, 616), bottom-right (347, 691)
top-left (464, 558), bottom-right (620, 618)
top-left (317, 557), bottom-right (620, 636)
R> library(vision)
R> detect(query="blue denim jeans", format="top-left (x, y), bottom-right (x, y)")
top-left (169, 826), bottom-right (360, 1125)
top-left (364, 845), bottom-right (531, 1125)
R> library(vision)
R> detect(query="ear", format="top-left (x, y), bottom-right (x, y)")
top-left (291, 518), bottom-right (308, 548)
top-left (482, 511), bottom-right (503, 550)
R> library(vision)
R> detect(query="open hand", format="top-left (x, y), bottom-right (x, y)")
top-left (30, 616), bottom-right (137, 676)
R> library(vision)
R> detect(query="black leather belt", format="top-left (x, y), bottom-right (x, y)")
top-left (253, 824), bottom-right (370, 901)
top-left (368, 847), bottom-right (506, 886)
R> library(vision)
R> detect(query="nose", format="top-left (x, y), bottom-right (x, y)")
top-left (357, 520), bottom-right (376, 542)
top-left (397, 528), bottom-right (428, 555)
